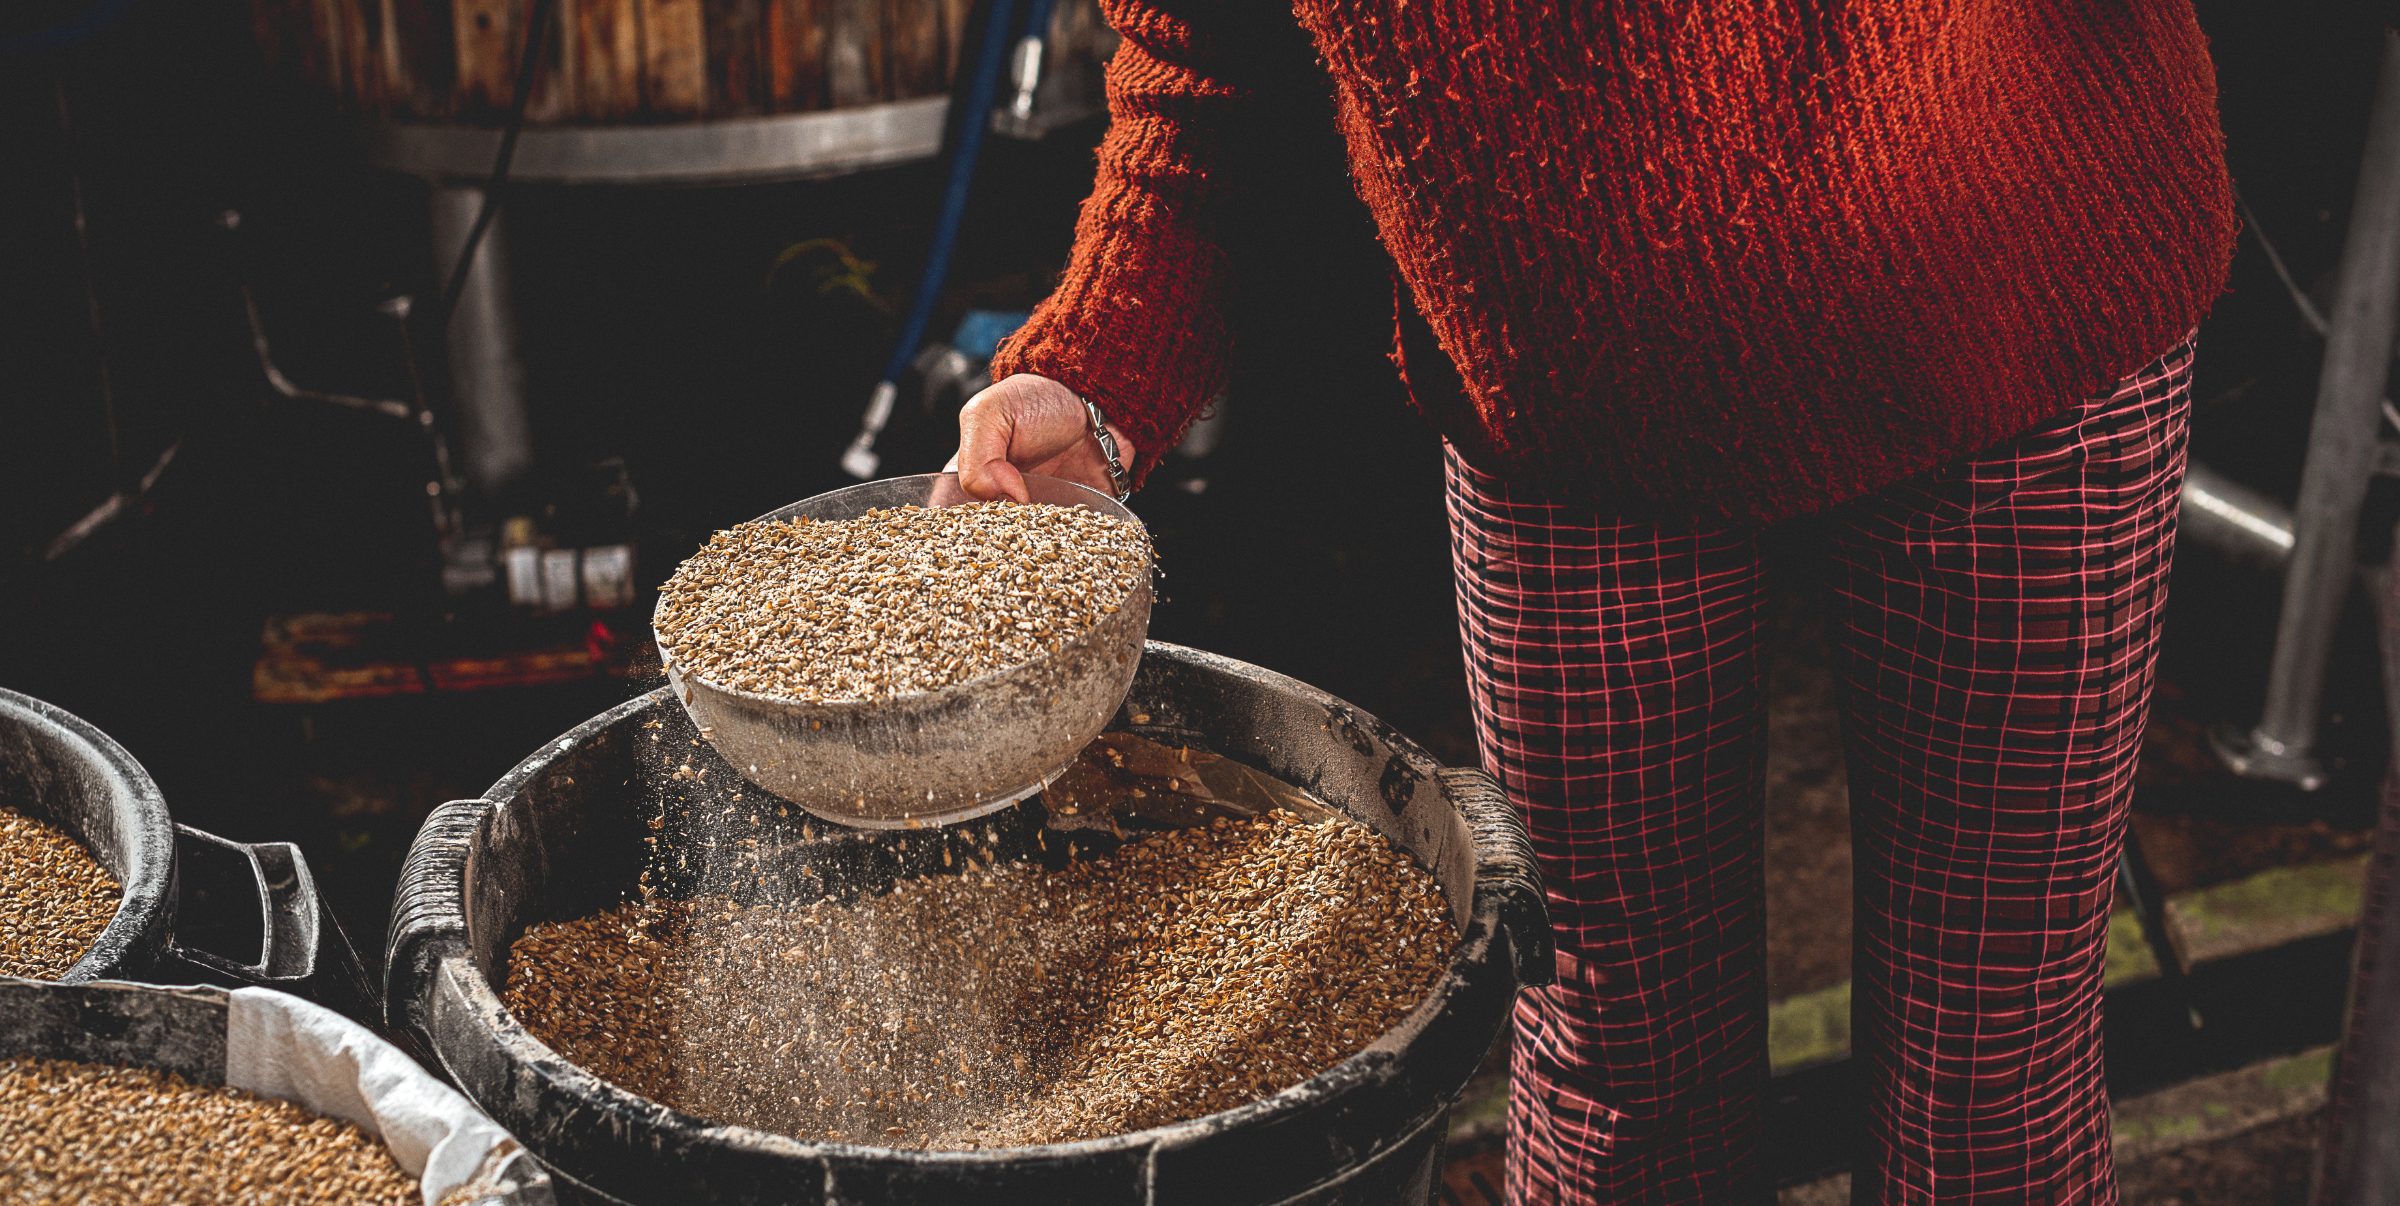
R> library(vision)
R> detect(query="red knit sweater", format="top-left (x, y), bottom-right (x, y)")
top-left (991, 1), bottom-right (2237, 522)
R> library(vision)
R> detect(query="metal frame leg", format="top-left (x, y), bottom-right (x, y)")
top-left (2215, 29), bottom-right (2400, 790)
top-left (427, 183), bottom-right (532, 497)
top-left (2178, 461), bottom-right (2296, 568)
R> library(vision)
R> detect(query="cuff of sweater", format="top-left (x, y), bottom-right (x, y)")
top-left (989, 338), bottom-right (1197, 491)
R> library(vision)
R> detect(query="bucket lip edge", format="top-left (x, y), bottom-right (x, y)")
top-left (425, 642), bottom-right (1516, 1169)
top-left (0, 977), bottom-right (232, 1078)
top-left (483, 687), bottom-right (665, 811)
top-left (0, 688), bottom-right (177, 984)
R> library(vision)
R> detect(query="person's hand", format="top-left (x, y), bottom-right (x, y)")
top-left (946, 373), bottom-right (1137, 503)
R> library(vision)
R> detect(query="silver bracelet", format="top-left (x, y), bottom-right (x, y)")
top-left (1082, 395), bottom-right (1132, 503)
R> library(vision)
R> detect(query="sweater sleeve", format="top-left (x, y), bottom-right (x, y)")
top-left (987, 0), bottom-right (1299, 486)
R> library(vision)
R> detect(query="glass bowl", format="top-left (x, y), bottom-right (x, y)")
top-left (654, 472), bottom-right (1152, 829)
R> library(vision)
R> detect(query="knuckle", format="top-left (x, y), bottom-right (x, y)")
top-left (959, 398), bottom-right (1007, 433)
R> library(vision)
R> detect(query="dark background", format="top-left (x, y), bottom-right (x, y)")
top-left (2, 1), bottom-right (2395, 1007)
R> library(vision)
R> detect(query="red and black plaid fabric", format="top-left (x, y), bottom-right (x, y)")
top-left (1446, 341), bottom-right (2195, 1204)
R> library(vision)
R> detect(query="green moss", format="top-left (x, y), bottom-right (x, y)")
top-left (2260, 1046), bottom-right (2335, 1094)
top-left (1450, 1073), bottom-right (1511, 1137)
top-left (2173, 858), bottom-right (2367, 947)
top-left (2105, 907), bottom-right (2160, 987)
top-left (1769, 980), bottom-right (1852, 1072)
top-left (2115, 1110), bottom-right (2208, 1146)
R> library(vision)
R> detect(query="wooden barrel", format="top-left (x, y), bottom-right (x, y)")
top-left (247, 0), bottom-right (1115, 126)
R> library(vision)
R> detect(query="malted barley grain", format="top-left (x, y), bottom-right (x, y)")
top-left (504, 810), bottom-right (1451, 1149)
top-left (0, 806), bottom-right (119, 980)
top-left (654, 502), bottom-right (1149, 703)
top-left (0, 1058), bottom-right (418, 1204)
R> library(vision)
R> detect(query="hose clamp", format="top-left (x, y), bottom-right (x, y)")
top-left (1082, 395), bottom-right (1132, 503)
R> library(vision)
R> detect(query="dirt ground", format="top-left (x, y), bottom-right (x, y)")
top-left (2119, 1111), bottom-right (2324, 1205)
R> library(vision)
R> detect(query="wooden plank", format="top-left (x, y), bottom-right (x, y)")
top-left (570, 0), bottom-right (644, 121)
top-left (882, 0), bottom-right (945, 99)
top-left (289, 0), bottom-right (338, 95)
top-left (248, 0), bottom-right (291, 75)
top-left (390, 0), bottom-right (455, 119)
top-left (821, 0), bottom-right (881, 107)
top-left (764, 0), bottom-right (827, 111)
top-left (705, 0), bottom-right (767, 116)
top-left (524, 0), bottom-right (573, 122)
top-left (939, 0), bottom-right (975, 84)
top-left (452, 0), bottom-right (518, 117)
top-left (339, 0), bottom-right (378, 110)
top-left (640, 0), bottom-right (708, 117)
top-left (549, 0), bottom-right (578, 117)
top-left (369, 0), bottom-right (415, 117)
top-left (306, 0), bottom-right (343, 97)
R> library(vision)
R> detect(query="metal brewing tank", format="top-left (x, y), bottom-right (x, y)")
top-left (387, 642), bottom-right (1552, 1204)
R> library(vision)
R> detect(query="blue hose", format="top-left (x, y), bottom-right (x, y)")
top-left (1017, 0), bottom-right (1058, 47)
top-left (843, 0), bottom-right (1025, 478)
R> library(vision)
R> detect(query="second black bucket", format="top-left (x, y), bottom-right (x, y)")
top-left (388, 643), bottom-right (1551, 1204)
top-left (0, 687), bottom-right (371, 1011)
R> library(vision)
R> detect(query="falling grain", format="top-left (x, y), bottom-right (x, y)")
top-left (503, 810), bottom-right (1452, 1149)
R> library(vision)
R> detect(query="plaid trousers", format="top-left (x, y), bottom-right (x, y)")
top-left (1447, 341), bottom-right (2195, 1204)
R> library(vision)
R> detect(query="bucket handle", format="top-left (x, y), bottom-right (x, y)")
top-left (1436, 767), bottom-right (1555, 989)
top-left (386, 799), bottom-right (485, 1041)
top-left (161, 824), bottom-right (377, 1020)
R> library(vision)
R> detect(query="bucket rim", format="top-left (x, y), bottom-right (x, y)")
top-left (0, 687), bottom-right (176, 984)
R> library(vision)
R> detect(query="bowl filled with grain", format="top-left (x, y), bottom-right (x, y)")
top-left (653, 471), bottom-right (1153, 829)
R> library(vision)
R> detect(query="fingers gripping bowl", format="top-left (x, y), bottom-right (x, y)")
top-left (653, 472), bottom-right (1153, 829)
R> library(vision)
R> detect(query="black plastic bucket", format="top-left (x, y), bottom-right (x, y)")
top-left (388, 642), bottom-right (1552, 1204)
top-left (0, 687), bottom-right (370, 1008)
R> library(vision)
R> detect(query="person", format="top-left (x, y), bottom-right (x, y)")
top-left (947, 2), bottom-right (2236, 1201)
